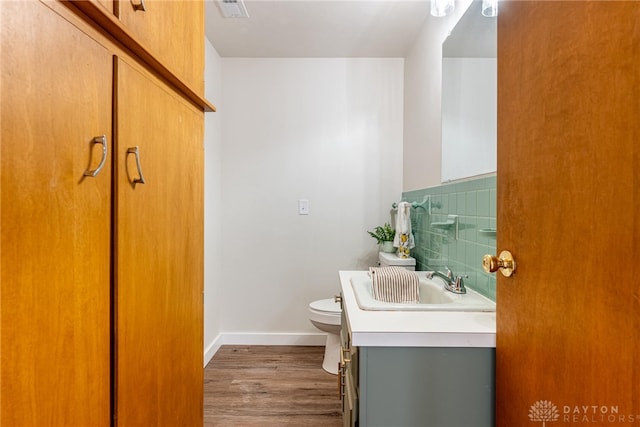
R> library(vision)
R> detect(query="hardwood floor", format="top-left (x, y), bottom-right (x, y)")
top-left (204, 345), bottom-right (342, 426)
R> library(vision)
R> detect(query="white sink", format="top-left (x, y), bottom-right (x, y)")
top-left (350, 275), bottom-right (496, 312)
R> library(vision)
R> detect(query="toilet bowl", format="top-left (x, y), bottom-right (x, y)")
top-left (308, 298), bottom-right (341, 375)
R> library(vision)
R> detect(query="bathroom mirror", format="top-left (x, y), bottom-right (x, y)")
top-left (441, 1), bottom-right (497, 182)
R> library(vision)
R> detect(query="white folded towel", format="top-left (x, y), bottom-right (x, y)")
top-left (393, 201), bottom-right (415, 258)
top-left (370, 266), bottom-right (420, 304)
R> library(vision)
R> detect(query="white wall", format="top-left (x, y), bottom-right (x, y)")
top-left (203, 39), bottom-right (224, 363)
top-left (205, 3), bottom-right (478, 349)
top-left (403, 0), bottom-right (472, 191)
top-left (219, 58), bottom-right (404, 341)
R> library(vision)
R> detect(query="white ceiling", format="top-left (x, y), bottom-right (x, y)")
top-left (205, 0), bottom-right (432, 58)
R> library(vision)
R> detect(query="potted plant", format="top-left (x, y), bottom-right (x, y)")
top-left (367, 222), bottom-right (396, 253)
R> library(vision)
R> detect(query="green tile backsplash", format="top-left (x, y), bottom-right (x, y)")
top-left (403, 175), bottom-right (496, 301)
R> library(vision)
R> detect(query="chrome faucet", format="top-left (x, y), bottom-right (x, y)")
top-left (425, 267), bottom-right (467, 294)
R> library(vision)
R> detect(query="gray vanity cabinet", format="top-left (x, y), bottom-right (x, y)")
top-left (358, 346), bottom-right (495, 427)
top-left (339, 295), bottom-right (495, 426)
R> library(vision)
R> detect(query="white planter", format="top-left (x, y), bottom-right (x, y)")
top-left (381, 241), bottom-right (396, 253)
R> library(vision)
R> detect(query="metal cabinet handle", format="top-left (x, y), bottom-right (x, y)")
top-left (127, 146), bottom-right (146, 184)
top-left (341, 345), bottom-right (351, 364)
top-left (84, 135), bottom-right (108, 177)
top-left (337, 362), bottom-right (343, 397)
top-left (131, 0), bottom-right (146, 12)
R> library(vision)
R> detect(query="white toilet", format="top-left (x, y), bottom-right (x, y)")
top-left (308, 298), bottom-right (341, 375)
top-left (378, 251), bottom-right (416, 270)
top-left (308, 254), bottom-right (416, 375)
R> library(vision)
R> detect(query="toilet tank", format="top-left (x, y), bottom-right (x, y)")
top-left (378, 252), bottom-right (416, 271)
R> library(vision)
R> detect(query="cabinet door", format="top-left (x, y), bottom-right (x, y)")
top-left (1, 2), bottom-right (112, 426)
top-left (117, 0), bottom-right (204, 96)
top-left (114, 58), bottom-right (204, 426)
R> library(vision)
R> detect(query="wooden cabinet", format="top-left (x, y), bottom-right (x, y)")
top-left (117, 0), bottom-right (205, 95)
top-left (1, 2), bottom-right (112, 425)
top-left (1, 1), bottom-right (206, 425)
top-left (114, 57), bottom-right (204, 426)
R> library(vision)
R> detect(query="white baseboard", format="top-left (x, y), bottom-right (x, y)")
top-left (203, 333), bottom-right (225, 367)
top-left (203, 332), bottom-right (327, 366)
top-left (222, 332), bottom-right (328, 346)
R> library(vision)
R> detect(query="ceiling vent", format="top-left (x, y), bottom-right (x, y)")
top-left (218, 0), bottom-right (250, 18)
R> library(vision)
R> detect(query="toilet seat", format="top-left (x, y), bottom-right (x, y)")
top-left (308, 298), bottom-right (341, 326)
top-left (309, 298), bottom-right (340, 314)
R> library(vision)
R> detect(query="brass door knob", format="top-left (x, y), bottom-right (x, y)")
top-left (482, 250), bottom-right (516, 277)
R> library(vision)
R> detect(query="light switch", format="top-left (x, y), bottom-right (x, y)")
top-left (298, 199), bottom-right (309, 215)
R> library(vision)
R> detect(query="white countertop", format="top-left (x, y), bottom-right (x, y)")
top-left (339, 270), bottom-right (496, 348)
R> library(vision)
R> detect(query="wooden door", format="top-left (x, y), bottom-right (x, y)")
top-left (114, 58), bottom-right (204, 426)
top-left (497, 2), bottom-right (639, 425)
top-left (0, 2), bottom-right (112, 425)
top-left (117, 0), bottom-right (205, 96)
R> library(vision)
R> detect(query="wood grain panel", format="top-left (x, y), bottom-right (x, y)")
top-left (114, 57), bottom-right (204, 426)
top-left (1, 1), bottom-right (112, 425)
top-left (497, 2), bottom-right (640, 425)
top-left (117, 0), bottom-right (205, 97)
top-left (66, 0), bottom-right (215, 112)
top-left (95, 0), bottom-right (113, 13)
